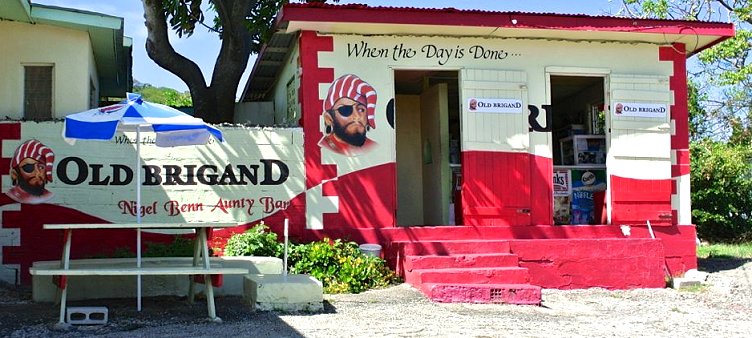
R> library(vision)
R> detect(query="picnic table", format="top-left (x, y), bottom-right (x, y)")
top-left (29, 223), bottom-right (248, 325)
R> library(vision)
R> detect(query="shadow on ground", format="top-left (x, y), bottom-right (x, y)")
top-left (0, 282), bottom-right (337, 337)
top-left (698, 257), bottom-right (751, 273)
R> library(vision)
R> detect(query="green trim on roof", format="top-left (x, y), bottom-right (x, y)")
top-left (31, 4), bottom-right (122, 30)
top-left (0, 0), bottom-right (33, 22)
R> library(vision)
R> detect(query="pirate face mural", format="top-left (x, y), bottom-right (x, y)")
top-left (318, 74), bottom-right (378, 156)
top-left (6, 139), bottom-right (55, 204)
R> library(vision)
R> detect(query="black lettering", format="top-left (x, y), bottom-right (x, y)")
top-left (197, 165), bottom-right (218, 185)
top-left (260, 159), bottom-right (289, 185)
top-left (142, 165), bottom-right (162, 185)
top-left (236, 165), bottom-right (259, 185)
top-left (421, 44), bottom-right (437, 58)
top-left (183, 165), bottom-right (197, 185)
top-left (528, 104), bottom-right (553, 132)
top-left (218, 164), bottom-right (241, 185)
top-left (56, 157), bottom-right (87, 185)
top-left (163, 165), bottom-right (185, 185)
top-left (110, 164), bottom-right (132, 185)
top-left (88, 164), bottom-right (110, 185)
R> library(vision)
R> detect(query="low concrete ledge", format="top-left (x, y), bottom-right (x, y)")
top-left (244, 274), bottom-right (323, 312)
top-left (32, 256), bottom-right (282, 302)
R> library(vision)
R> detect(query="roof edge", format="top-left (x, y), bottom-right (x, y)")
top-left (280, 3), bottom-right (735, 38)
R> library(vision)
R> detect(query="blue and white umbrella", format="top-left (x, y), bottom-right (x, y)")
top-left (64, 92), bottom-right (223, 146)
top-left (63, 92), bottom-right (223, 310)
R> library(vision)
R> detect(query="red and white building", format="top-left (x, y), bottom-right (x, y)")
top-left (0, 3), bottom-right (735, 304)
top-left (237, 3), bottom-right (735, 303)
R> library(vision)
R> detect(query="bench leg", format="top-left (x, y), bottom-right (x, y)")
top-left (188, 231), bottom-right (201, 304)
top-left (58, 287), bottom-right (68, 325)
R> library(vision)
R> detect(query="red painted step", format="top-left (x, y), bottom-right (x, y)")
top-left (421, 283), bottom-right (542, 305)
top-left (405, 267), bottom-right (530, 285)
top-left (391, 240), bottom-right (511, 256)
top-left (403, 253), bottom-right (520, 271)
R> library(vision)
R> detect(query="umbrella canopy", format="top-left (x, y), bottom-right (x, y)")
top-left (64, 93), bottom-right (223, 147)
top-left (62, 92), bottom-right (224, 311)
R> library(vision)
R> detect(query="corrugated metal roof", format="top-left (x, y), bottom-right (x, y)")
top-left (240, 3), bottom-right (734, 102)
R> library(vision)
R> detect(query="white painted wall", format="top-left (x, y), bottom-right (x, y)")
top-left (0, 20), bottom-right (96, 119)
top-left (271, 43), bottom-right (301, 125)
top-left (0, 122), bottom-right (306, 224)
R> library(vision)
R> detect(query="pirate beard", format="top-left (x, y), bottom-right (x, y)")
top-left (16, 175), bottom-right (47, 196)
top-left (332, 118), bottom-right (367, 147)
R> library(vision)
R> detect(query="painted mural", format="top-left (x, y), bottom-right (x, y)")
top-left (319, 74), bottom-right (378, 156)
top-left (0, 122), bottom-right (304, 284)
top-left (6, 139), bottom-right (55, 204)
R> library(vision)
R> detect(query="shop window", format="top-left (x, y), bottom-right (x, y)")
top-left (24, 65), bottom-right (53, 120)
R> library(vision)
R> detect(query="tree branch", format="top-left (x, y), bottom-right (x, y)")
top-left (142, 0), bottom-right (209, 94)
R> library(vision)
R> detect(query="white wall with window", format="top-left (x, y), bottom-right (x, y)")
top-left (0, 20), bottom-right (97, 119)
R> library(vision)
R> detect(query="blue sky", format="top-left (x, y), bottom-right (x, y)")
top-left (35, 0), bottom-right (621, 95)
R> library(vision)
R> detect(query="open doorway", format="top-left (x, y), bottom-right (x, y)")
top-left (394, 70), bottom-right (460, 226)
top-left (550, 75), bottom-right (608, 225)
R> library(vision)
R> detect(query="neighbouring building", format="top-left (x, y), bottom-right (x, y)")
top-left (0, 0), bottom-right (131, 120)
top-left (0, 0), bottom-right (130, 285)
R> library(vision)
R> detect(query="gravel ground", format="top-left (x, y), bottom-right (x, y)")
top-left (1, 258), bottom-right (751, 337)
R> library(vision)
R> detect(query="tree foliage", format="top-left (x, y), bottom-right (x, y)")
top-left (133, 83), bottom-right (193, 107)
top-left (620, 0), bottom-right (752, 141)
top-left (622, 1), bottom-right (752, 241)
top-left (690, 140), bottom-right (752, 241)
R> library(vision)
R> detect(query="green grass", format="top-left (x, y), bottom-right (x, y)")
top-left (697, 242), bottom-right (752, 259)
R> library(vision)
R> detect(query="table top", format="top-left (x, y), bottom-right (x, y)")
top-left (44, 223), bottom-right (240, 230)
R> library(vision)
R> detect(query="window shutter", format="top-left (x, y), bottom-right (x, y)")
top-left (24, 66), bottom-right (53, 120)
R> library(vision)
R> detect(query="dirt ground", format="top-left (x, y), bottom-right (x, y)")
top-left (1, 258), bottom-right (751, 337)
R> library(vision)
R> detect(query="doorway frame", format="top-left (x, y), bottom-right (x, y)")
top-left (545, 66), bottom-right (612, 224)
top-left (391, 66), bottom-right (463, 226)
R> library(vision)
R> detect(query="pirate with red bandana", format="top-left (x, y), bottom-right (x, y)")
top-left (319, 74), bottom-right (378, 156)
top-left (6, 139), bottom-right (55, 204)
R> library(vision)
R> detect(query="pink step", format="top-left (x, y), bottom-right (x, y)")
top-left (421, 283), bottom-right (541, 305)
top-left (392, 240), bottom-right (511, 256)
top-left (403, 253), bottom-right (520, 271)
top-left (405, 267), bottom-right (529, 285)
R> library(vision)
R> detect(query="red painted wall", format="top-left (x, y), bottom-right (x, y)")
top-left (610, 176), bottom-right (673, 225)
top-left (461, 151), bottom-right (532, 226)
top-left (299, 31), bottom-right (396, 230)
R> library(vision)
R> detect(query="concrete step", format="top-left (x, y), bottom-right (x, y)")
top-left (405, 267), bottom-right (530, 285)
top-left (421, 283), bottom-right (541, 305)
top-left (403, 253), bottom-right (520, 271)
top-left (391, 240), bottom-right (511, 256)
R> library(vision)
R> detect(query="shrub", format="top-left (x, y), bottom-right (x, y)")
top-left (223, 223), bottom-right (284, 257)
top-left (691, 140), bottom-right (752, 241)
top-left (288, 238), bottom-right (399, 294)
top-left (144, 236), bottom-right (194, 257)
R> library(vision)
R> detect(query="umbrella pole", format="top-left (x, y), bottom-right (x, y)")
top-left (136, 127), bottom-right (142, 312)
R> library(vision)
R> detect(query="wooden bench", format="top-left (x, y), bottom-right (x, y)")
top-left (30, 266), bottom-right (248, 276)
top-left (33, 223), bottom-right (245, 325)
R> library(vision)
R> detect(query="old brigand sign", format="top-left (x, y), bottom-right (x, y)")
top-left (55, 157), bottom-right (290, 186)
top-left (467, 98), bottom-right (524, 114)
